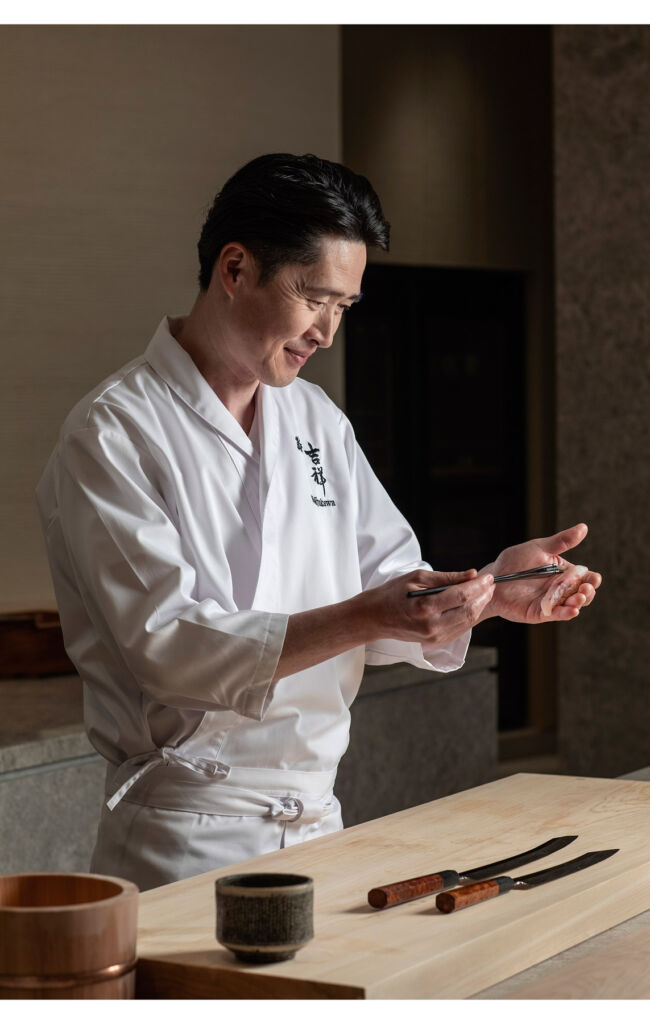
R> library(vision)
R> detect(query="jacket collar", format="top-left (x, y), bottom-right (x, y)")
top-left (144, 315), bottom-right (265, 457)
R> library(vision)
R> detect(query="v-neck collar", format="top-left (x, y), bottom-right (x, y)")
top-left (145, 316), bottom-right (281, 526)
top-left (256, 374), bottom-right (279, 516)
top-left (144, 316), bottom-right (257, 457)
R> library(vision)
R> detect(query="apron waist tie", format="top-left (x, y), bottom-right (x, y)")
top-left (106, 747), bottom-right (230, 811)
top-left (106, 751), bottom-right (337, 824)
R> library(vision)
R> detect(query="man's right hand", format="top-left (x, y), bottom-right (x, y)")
top-left (273, 568), bottom-right (494, 682)
top-left (361, 568), bottom-right (495, 648)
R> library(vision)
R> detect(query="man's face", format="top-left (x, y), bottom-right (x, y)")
top-left (225, 236), bottom-right (367, 388)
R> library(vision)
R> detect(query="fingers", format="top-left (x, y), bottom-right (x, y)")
top-left (563, 583), bottom-right (597, 609)
top-left (542, 522), bottom-right (588, 556)
top-left (414, 574), bottom-right (495, 645)
top-left (435, 573), bottom-right (494, 614)
top-left (409, 571), bottom-right (492, 616)
top-left (550, 581), bottom-right (599, 621)
top-left (557, 560), bottom-right (601, 591)
top-left (550, 602), bottom-right (581, 621)
top-left (432, 568), bottom-right (478, 587)
top-left (406, 569), bottom-right (477, 596)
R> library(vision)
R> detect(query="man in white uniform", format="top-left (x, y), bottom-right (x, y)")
top-left (37, 154), bottom-right (601, 890)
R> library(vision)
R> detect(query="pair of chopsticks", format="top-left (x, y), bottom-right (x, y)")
top-left (406, 562), bottom-right (563, 599)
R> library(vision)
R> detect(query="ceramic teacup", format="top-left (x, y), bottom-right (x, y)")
top-left (215, 872), bottom-right (314, 963)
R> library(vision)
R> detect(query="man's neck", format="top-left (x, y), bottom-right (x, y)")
top-left (169, 301), bottom-right (258, 435)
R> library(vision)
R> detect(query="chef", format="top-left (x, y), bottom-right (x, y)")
top-left (36, 153), bottom-right (601, 891)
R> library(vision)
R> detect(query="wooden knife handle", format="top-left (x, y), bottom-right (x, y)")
top-left (436, 876), bottom-right (514, 913)
top-left (368, 870), bottom-right (460, 908)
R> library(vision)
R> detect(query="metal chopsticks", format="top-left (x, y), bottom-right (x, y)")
top-left (406, 562), bottom-right (563, 599)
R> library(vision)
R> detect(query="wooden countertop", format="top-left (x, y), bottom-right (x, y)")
top-left (474, 764), bottom-right (650, 998)
top-left (135, 772), bottom-right (650, 999)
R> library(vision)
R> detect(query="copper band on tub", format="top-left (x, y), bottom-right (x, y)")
top-left (0, 956), bottom-right (137, 989)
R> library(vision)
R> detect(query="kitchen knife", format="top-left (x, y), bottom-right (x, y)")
top-left (367, 835), bottom-right (578, 909)
top-left (435, 848), bottom-right (618, 913)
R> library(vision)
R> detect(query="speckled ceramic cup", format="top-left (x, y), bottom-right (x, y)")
top-left (215, 873), bottom-right (314, 963)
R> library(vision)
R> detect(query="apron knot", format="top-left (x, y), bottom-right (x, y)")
top-left (269, 796), bottom-right (304, 822)
top-left (267, 794), bottom-right (333, 824)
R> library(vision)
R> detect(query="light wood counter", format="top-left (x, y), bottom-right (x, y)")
top-left (135, 772), bottom-right (650, 998)
top-left (474, 765), bottom-right (650, 998)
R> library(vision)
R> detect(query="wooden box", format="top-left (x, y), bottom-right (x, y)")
top-left (0, 611), bottom-right (75, 678)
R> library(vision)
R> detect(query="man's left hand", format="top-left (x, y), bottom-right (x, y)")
top-left (479, 522), bottom-right (602, 625)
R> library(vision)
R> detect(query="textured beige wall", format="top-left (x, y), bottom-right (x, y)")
top-left (554, 26), bottom-right (650, 775)
top-left (0, 25), bottom-right (341, 609)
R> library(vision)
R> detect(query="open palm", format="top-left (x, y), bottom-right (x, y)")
top-left (483, 523), bottom-right (602, 625)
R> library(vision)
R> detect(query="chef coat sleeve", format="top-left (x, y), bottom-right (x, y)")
top-left (339, 413), bottom-right (470, 673)
top-left (52, 427), bottom-right (287, 718)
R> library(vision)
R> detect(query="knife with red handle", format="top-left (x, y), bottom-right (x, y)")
top-left (367, 835), bottom-right (577, 909)
top-left (435, 848), bottom-right (618, 913)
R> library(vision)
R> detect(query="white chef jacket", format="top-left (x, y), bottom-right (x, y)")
top-left (36, 316), bottom-right (470, 883)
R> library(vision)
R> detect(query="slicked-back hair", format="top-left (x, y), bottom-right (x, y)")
top-left (197, 153), bottom-right (390, 290)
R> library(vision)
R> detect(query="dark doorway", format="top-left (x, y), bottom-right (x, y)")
top-left (345, 263), bottom-right (528, 730)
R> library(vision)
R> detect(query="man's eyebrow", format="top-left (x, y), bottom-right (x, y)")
top-left (305, 286), bottom-right (364, 302)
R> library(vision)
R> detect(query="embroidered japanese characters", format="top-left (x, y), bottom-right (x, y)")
top-left (295, 436), bottom-right (336, 507)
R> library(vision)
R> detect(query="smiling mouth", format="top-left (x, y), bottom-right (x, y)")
top-left (284, 347), bottom-right (313, 365)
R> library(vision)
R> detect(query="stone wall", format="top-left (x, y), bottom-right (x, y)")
top-left (336, 648), bottom-right (498, 825)
top-left (554, 26), bottom-right (650, 775)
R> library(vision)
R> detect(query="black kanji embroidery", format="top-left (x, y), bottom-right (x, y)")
top-left (303, 443), bottom-right (321, 465)
top-left (295, 434), bottom-right (335, 505)
top-left (311, 466), bottom-right (327, 496)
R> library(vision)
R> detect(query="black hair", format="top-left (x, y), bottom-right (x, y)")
top-left (197, 153), bottom-right (390, 290)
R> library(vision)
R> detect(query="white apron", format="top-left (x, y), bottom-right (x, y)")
top-left (91, 754), bottom-right (342, 890)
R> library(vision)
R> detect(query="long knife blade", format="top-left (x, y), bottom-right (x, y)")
top-left (514, 848), bottom-right (619, 888)
top-left (460, 834), bottom-right (579, 881)
top-left (367, 834), bottom-right (578, 909)
top-left (436, 848), bottom-right (618, 913)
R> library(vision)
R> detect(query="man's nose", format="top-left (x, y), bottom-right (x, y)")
top-left (306, 307), bottom-right (337, 348)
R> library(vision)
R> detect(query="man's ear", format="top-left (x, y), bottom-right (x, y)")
top-left (215, 243), bottom-right (257, 299)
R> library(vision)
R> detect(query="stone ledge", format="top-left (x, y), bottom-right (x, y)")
top-left (361, 645), bottom-right (497, 697)
top-left (0, 731), bottom-right (97, 775)
top-left (0, 647), bottom-right (496, 777)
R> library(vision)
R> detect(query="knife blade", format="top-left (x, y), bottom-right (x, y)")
top-left (435, 848), bottom-right (619, 913)
top-left (367, 835), bottom-right (578, 909)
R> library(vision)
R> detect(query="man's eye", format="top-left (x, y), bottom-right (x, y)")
top-left (338, 305), bottom-right (352, 314)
